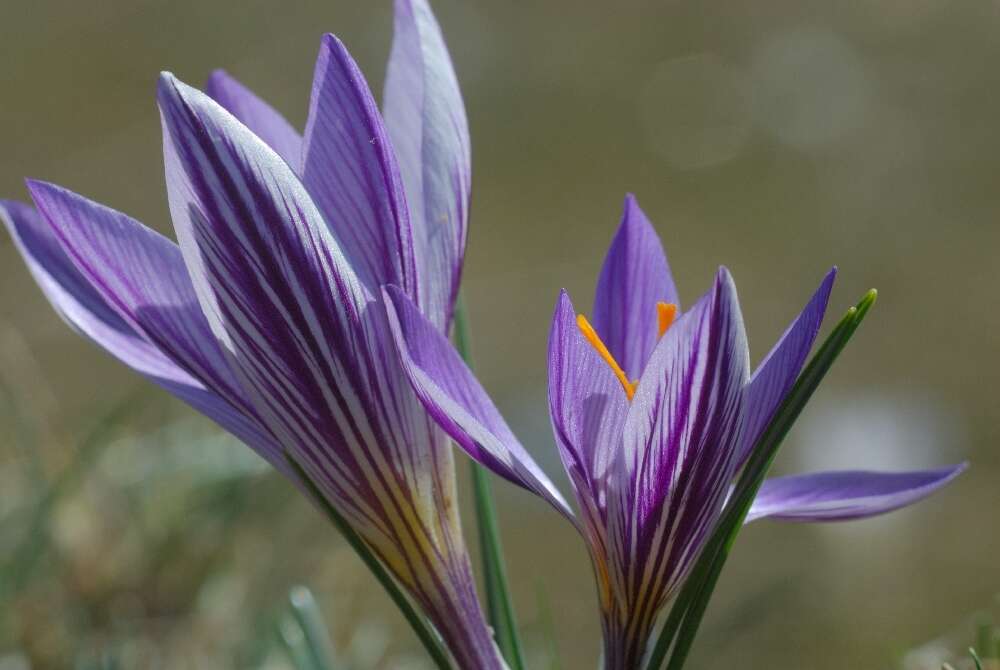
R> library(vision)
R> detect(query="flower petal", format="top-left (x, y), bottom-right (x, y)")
top-left (735, 268), bottom-right (836, 468)
top-left (603, 268), bottom-right (749, 666)
top-left (619, 267), bottom-right (749, 529)
top-left (159, 73), bottom-right (504, 669)
top-left (205, 69), bottom-right (303, 170)
top-left (301, 34), bottom-right (417, 300)
top-left (592, 194), bottom-right (680, 380)
top-left (383, 284), bottom-right (571, 517)
top-left (548, 289), bottom-right (629, 517)
top-left (383, 0), bottom-right (471, 331)
top-left (1, 197), bottom-right (283, 468)
top-left (745, 464), bottom-right (967, 522)
top-left (158, 70), bottom-right (373, 509)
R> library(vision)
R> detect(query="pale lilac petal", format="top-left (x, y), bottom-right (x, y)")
top-left (205, 69), bottom-right (302, 170)
top-left (592, 194), bottom-right (680, 380)
top-left (0, 198), bottom-right (283, 468)
top-left (745, 464), bottom-right (967, 522)
top-left (603, 268), bottom-right (749, 667)
top-left (383, 284), bottom-right (571, 517)
top-left (547, 289), bottom-right (628, 518)
top-left (158, 71), bottom-right (375, 509)
top-left (383, 0), bottom-right (471, 331)
top-left (735, 268), bottom-right (836, 467)
top-left (302, 34), bottom-right (417, 300)
top-left (159, 74), bottom-right (503, 667)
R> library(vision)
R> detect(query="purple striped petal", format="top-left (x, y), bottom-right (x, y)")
top-left (548, 289), bottom-right (629, 519)
top-left (603, 268), bottom-right (748, 668)
top-left (592, 194), bottom-right (680, 381)
top-left (383, 284), bottom-right (571, 517)
top-left (746, 464), bottom-right (966, 522)
top-left (205, 69), bottom-right (303, 170)
top-left (735, 268), bottom-right (836, 468)
top-left (0, 198), bottom-right (283, 469)
top-left (157, 74), bottom-right (502, 668)
top-left (302, 34), bottom-right (417, 301)
top-left (159, 70), bottom-right (385, 523)
top-left (383, 0), bottom-right (471, 331)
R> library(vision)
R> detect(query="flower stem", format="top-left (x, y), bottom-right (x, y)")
top-left (646, 289), bottom-right (877, 670)
top-left (453, 297), bottom-right (527, 670)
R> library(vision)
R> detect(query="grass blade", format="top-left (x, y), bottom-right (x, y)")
top-left (453, 298), bottom-right (527, 670)
top-left (289, 585), bottom-right (337, 670)
top-left (278, 613), bottom-right (319, 670)
top-left (646, 289), bottom-right (877, 670)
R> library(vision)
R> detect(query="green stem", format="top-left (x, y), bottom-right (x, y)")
top-left (285, 456), bottom-right (453, 670)
top-left (453, 298), bottom-right (527, 670)
top-left (647, 289), bottom-right (877, 670)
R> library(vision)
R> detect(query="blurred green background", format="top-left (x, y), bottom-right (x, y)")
top-left (2, 1), bottom-right (998, 668)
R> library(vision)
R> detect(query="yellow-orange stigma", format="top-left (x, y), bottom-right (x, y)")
top-left (576, 302), bottom-right (678, 401)
top-left (657, 301), bottom-right (677, 337)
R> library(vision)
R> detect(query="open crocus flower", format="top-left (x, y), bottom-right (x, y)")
top-left (1, 2), bottom-right (511, 667)
top-left (383, 194), bottom-right (966, 669)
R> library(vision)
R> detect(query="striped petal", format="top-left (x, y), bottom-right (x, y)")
top-left (383, 284), bottom-right (571, 517)
top-left (603, 268), bottom-right (749, 668)
top-left (1, 197), bottom-right (282, 468)
top-left (383, 0), bottom-right (470, 331)
top-left (302, 34), bottom-right (417, 301)
top-left (592, 194), bottom-right (680, 381)
top-left (745, 464), bottom-right (967, 523)
top-left (205, 69), bottom-right (303, 170)
top-left (157, 73), bottom-right (501, 669)
top-left (548, 289), bottom-right (629, 520)
top-left (735, 268), bottom-right (836, 468)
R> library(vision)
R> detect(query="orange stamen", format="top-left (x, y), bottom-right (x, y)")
top-left (576, 314), bottom-right (637, 400)
top-left (657, 302), bottom-right (678, 338)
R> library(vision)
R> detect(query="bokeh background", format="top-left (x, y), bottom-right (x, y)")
top-left (2, 1), bottom-right (999, 668)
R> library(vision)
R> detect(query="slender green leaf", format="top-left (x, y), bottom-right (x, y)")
top-left (970, 647), bottom-right (984, 670)
top-left (974, 616), bottom-right (994, 661)
top-left (453, 298), bottom-right (527, 670)
top-left (278, 613), bottom-right (319, 670)
top-left (285, 456), bottom-right (453, 670)
top-left (647, 289), bottom-right (877, 670)
top-left (289, 585), bottom-right (337, 670)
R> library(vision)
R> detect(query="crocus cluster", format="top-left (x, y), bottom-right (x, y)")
top-left (1, 1), bottom-right (965, 669)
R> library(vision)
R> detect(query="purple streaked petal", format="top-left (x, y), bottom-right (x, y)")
top-left (160, 75), bottom-right (507, 667)
top-left (603, 268), bottom-right (749, 666)
top-left (205, 69), bottom-right (302, 171)
top-left (157, 71), bottom-right (373, 477)
top-left (0, 199), bottom-right (283, 469)
top-left (548, 289), bottom-right (628, 516)
top-left (302, 34), bottom-right (417, 300)
top-left (619, 267), bottom-right (749, 528)
top-left (592, 194), bottom-right (680, 381)
top-left (383, 0), bottom-right (471, 331)
top-left (745, 464), bottom-right (967, 523)
top-left (383, 284), bottom-right (571, 517)
top-left (735, 268), bottom-right (836, 468)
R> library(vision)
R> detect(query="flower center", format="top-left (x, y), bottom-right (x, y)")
top-left (576, 302), bottom-right (677, 401)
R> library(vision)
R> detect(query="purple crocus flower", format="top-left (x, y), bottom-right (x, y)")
top-left (383, 194), bottom-right (966, 669)
top-left (1, 2), bottom-right (508, 667)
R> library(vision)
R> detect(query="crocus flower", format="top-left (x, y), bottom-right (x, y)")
top-left (383, 194), bottom-right (966, 669)
top-left (1, 2), bottom-right (508, 667)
